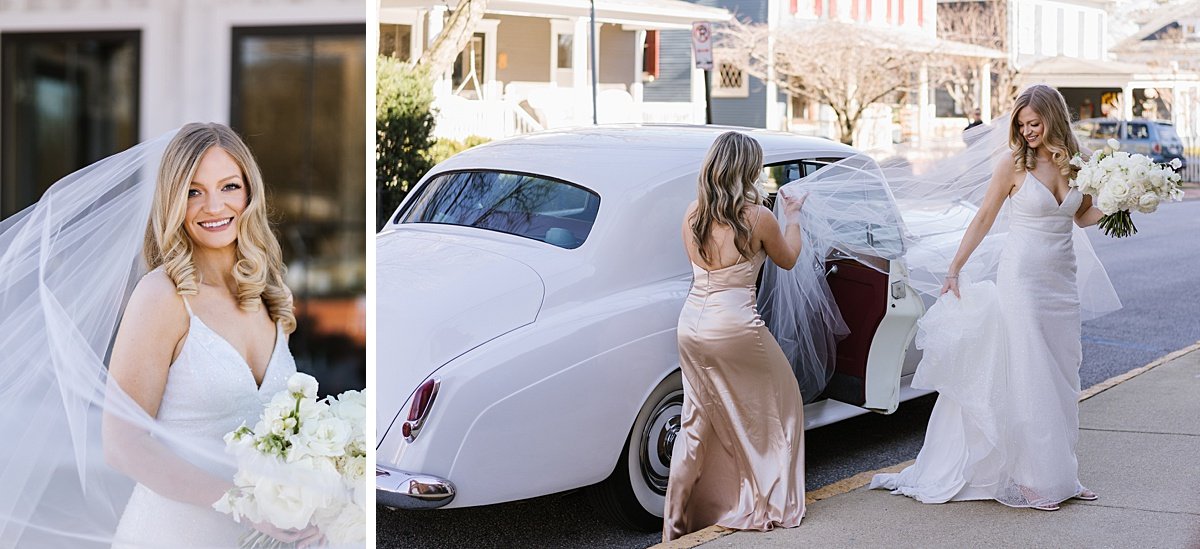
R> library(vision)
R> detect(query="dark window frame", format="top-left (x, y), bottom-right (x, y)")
top-left (1, 29), bottom-right (142, 218)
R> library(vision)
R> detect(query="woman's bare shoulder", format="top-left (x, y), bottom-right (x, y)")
top-left (122, 270), bottom-right (188, 333)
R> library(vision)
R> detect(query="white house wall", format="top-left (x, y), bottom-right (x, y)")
top-left (1011, 0), bottom-right (1107, 68)
top-left (598, 23), bottom-right (636, 87)
top-left (495, 15), bottom-right (552, 84)
top-left (0, 0), bottom-right (363, 139)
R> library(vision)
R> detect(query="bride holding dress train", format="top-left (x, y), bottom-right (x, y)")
top-left (870, 85), bottom-right (1120, 511)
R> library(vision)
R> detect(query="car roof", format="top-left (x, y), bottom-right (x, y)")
top-left (1075, 117), bottom-right (1174, 126)
top-left (425, 125), bottom-right (860, 194)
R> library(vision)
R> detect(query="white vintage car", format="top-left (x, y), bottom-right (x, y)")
top-left (376, 125), bottom-right (964, 529)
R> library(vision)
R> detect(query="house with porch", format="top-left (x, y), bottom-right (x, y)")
top-left (645, 0), bottom-right (1004, 150)
top-left (379, 0), bottom-right (730, 140)
top-left (1001, 0), bottom-right (1200, 173)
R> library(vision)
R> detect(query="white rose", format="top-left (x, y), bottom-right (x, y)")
top-left (291, 415), bottom-right (351, 461)
top-left (1137, 192), bottom-right (1159, 214)
top-left (319, 502), bottom-right (366, 545)
top-left (251, 477), bottom-right (332, 530)
top-left (340, 454), bottom-right (366, 483)
top-left (1170, 158), bottom-right (1182, 170)
top-left (329, 390), bottom-right (366, 439)
top-left (1107, 138), bottom-right (1120, 151)
top-left (287, 373), bottom-right (320, 399)
top-left (1097, 192), bottom-right (1119, 215)
top-left (1107, 180), bottom-right (1131, 201)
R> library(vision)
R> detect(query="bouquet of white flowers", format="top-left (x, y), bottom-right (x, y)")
top-left (1070, 138), bottom-right (1183, 238)
top-left (214, 373), bottom-right (366, 548)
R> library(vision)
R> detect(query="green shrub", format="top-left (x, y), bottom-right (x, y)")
top-left (376, 56), bottom-right (435, 230)
top-left (426, 135), bottom-right (491, 166)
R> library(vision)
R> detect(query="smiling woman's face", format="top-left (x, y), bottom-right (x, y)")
top-left (184, 146), bottom-right (247, 252)
top-left (1016, 106), bottom-right (1044, 150)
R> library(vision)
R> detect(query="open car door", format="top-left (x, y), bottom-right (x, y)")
top-left (766, 157), bottom-right (923, 415)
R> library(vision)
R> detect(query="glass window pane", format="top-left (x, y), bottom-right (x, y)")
top-left (1, 31), bottom-right (139, 218)
top-left (557, 34), bottom-right (573, 69)
top-left (231, 26), bottom-right (365, 393)
top-left (452, 34), bottom-right (485, 95)
top-left (399, 170), bottom-right (600, 249)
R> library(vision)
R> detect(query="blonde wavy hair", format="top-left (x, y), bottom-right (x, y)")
top-left (690, 131), bottom-right (764, 265)
top-left (1010, 84), bottom-right (1081, 178)
top-left (144, 123), bottom-right (295, 334)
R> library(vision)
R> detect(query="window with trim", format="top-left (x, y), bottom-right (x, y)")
top-left (1, 31), bottom-right (139, 219)
top-left (712, 58), bottom-right (749, 98)
top-left (452, 33), bottom-right (486, 97)
top-left (379, 24), bottom-right (412, 60)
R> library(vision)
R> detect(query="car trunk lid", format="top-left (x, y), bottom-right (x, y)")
top-left (375, 229), bottom-right (545, 444)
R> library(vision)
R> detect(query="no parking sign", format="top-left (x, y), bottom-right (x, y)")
top-left (692, 22), bottom-right (713, 70)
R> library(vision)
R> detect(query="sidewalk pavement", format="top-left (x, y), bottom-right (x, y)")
top-left (666, 343), bottom-right (1200, 549)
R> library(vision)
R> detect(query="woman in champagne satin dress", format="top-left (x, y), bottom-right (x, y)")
top-left (663, 131), bottom-right (809, 541)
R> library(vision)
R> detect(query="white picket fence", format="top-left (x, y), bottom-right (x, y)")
top-left (432, 87), bottom-right (704, 141)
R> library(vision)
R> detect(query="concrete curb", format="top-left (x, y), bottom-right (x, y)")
top-left (646, 341), bottom-right (1200, 549)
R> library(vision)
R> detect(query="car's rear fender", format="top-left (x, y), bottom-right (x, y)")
top-left (377, 276), bottom-right (689, 508)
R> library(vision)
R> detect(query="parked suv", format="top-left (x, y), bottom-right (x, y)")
top-left (1073, 118), bottom-right (1187, 172)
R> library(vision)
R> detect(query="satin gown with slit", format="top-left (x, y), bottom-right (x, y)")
top-left (870, 172), bottom-right (1090, 508)
top-left (663, 249), bottom-right (806, 541)
top-left (112, 294), bottom-right (296, 548)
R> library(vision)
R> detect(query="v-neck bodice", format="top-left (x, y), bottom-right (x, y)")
top-left (1009, 172), bottom-right (1081, 236)
top-left (154, 296), bottom-right (296, 446)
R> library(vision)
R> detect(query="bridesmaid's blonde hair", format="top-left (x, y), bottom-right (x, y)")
top-left (144, 123), bottom-right (295, 334)
top-left (1009, 84), bottom-right (1081, 178)
top-left (690, 131), bottom-right (764, 265)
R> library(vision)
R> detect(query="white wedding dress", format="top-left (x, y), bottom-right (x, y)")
top-left (871, 172), bottom-right (1091, 508)
top-left (112, 293), bottom-right (296, 548)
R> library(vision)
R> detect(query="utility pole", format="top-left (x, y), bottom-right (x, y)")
top-left (590, 0), bottom-right (599, 124)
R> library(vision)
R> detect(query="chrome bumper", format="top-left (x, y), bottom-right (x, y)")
top-left (376, 464), bottom-right (456, 509)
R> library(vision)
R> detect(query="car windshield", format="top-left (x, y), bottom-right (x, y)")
top-left (395, 170), bottom-right (600, 249)
top-left (1156, 123), bottom-right (1181, 143)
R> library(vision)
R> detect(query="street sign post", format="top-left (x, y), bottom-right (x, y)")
top-left (692, 22), bottom-right (714, 124)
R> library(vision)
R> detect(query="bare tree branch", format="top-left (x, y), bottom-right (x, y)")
top-left (932, 0), bottom-right (1019, 114)
top-left (718, 19), bottom-right (923, 145)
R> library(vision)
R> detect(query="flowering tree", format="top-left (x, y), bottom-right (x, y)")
top-left (717, 19), bottom-right (924, 145)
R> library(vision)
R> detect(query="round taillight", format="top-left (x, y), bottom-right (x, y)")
top-left (401, 422), bottom-right (413, 438)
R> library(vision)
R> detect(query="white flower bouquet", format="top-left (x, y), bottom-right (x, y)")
top-left (1070, 138), bottom-right (1184, 238)
top-left (214, 373), bottom-right (366, 548)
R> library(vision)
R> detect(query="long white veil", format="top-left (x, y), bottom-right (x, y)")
top-left (759, 115), bottom-right (1121, 402)
top-left (0, 131), bottom-right (342, 548)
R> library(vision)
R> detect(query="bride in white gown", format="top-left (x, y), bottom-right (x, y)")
top-left (105, 123), bottom-right (320, 546)
top-left (870, 85), bottom-right (1114, 510)
top-left (0, 124), bottom-right (322, 547)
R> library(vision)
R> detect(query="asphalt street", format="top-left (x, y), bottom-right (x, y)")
top-left (376, 199), bottom-right (1200, 549)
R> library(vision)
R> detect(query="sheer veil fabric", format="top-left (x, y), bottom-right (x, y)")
top-left (757, 115), bottom-right (1121, 401)
top-left (0, 131), bottom-right (311, 547)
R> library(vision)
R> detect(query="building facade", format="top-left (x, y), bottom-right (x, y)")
top-left (379, 0), bottom-right (729, 140)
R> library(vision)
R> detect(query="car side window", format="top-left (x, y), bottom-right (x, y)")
top-left (1126, 123), bottom-right (1149, 140)
top-left (1094, 123), bottom-right (1119, 139)
top-left (396, 170), bottom-right (600, 249)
